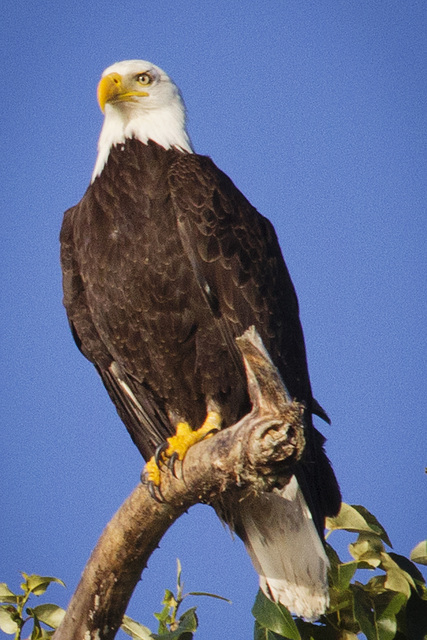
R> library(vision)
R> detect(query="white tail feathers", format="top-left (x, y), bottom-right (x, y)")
top-left (238, 476), bottom-right (329, 621)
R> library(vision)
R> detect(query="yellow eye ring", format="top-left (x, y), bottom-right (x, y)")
top-left (136, 72), bottom-right (152, 86)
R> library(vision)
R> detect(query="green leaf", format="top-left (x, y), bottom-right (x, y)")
top-left (327, 584), bottom-right (354, 617)
top-left (28, 607), bottom-right (44, 639)
top-left (21, 574), bottom-right (65, 597)
top-left (377, 591), bottom-right (407, 619)
top-left (325, 543), bottom-right (342, 568)
top-left (28, 619), bottom-right (55, 640)
top-left (326, 543), bottom-right (357, 603)
top-left (388, 552), bottom-right (426, 585)
top-left (370, 592), bottom-right (405, 640)
top-left (411, 540), bottom-right (427, 566)
top-left (0, 605), bottom-right (20, 634)
top-left (337, 562), bottom-right (358, 591)
top-left (0, 583), bottom-right (20, 604)
top-left (380, 553), bottom-right (414, 599)
top-left (187, 591), bottom-right (231, 603)
top-left (349, 533), bottom-right (384, 567)
top-left (176, 607), bottom-right (198, 635)
top-left (350, 506), bottom-right (392, 547)
top-left (363, 574), bottom-right (388, 597)
top-left (154, 588), bottom-right (176, 632)
top-left (254, 620), bottom-right (285, 640)
top-left (375, 617), bottom-right (397, 640)
top-left (154, 606), bottom-right (197, 640)
top-left (353, 583), bottom-right (409, 640)
top-left (352, 584), bottom-right (376, 640)
top-left (252, 590), bottom-right (300, 640)
top-left (154, 603), bottom-right (171, 634)
top-left (121, 615), bottom-right (154, 639)
top-left (176, 559), bottom-right (182, 590)
top-left (326, 503), bottom-right (381, 535)
top-left (30, 604), bottom-right (66, 629)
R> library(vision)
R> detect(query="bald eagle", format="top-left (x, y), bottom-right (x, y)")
top-left (60, 60), bottom-right (341, 621)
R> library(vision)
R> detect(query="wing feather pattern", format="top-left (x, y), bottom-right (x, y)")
top-left (169, 154), bottom-right (309, 397)
top-left (60, 198), bottom-right (172, 459)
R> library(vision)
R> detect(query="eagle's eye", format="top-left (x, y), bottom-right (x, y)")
top-left (136, 72), bottom-right (152, 86)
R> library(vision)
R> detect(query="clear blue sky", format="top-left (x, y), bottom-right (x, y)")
top-left (1, 2), bottom-right (426, 638)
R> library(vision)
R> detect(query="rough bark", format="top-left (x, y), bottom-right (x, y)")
top-left (53, 327), bottom-right (306, 640)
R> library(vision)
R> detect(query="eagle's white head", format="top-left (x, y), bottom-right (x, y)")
top-left (92, 60), bottom-right (193, 182)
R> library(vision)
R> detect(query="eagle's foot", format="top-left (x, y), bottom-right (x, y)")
top-left (144, 411), bottom-right (222, 490)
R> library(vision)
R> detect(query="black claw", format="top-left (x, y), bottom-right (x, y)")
top-left (168, 451), bottom-right (180, 477)
top-left (154, 442), bottom-right (168, 466)
top-left (141, 469), bottom-right (164, 502)
top-left (148, 480), bottom-right (164, 503)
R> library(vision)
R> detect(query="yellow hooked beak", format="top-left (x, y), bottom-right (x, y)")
top-left (97, 72), bottom-right (149, 112)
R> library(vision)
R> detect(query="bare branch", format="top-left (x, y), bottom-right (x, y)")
top-left (53, 327), bottom-right (305, 640)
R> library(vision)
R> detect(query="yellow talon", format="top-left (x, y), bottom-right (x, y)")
top-left (166, 412), bottom-right (221, 459)
top-left (145, 457), bottom-right (161, 485)
top-left (144, 410), bottom-right (222, 487)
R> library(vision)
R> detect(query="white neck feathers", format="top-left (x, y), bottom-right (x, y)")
top-left (92, 103), bottom-right (193, 182)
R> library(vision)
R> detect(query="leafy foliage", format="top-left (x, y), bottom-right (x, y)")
top-left (117, 559), bottom-right (230, 640)
top-left (0, 573), bottom-right (65, 639)
top-left (2, 507), bottom-right (425, 640)
top-left (252, 504), bottom-right (427, 640)
top-left (0, 562), bottom-right (229, 640)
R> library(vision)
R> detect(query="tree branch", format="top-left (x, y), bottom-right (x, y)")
top-left (53, 327), bottom-right (306, 640)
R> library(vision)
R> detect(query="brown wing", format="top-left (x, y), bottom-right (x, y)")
top-left (169, 153), bottom-right (312, 406)
top-left (60, 202), bottom-right (173, 460)
top-left (168, 153), bottom-right (341, 529)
